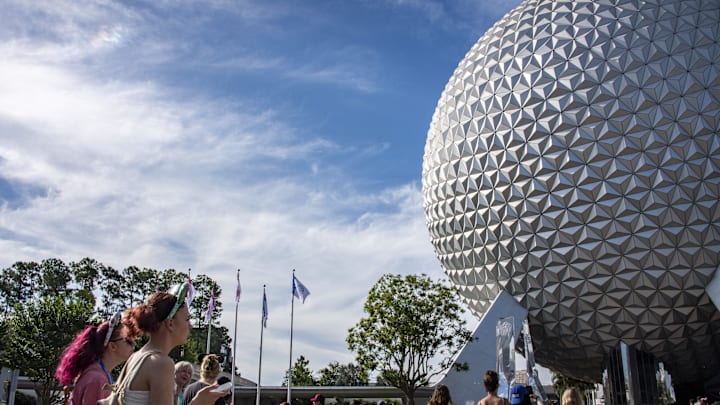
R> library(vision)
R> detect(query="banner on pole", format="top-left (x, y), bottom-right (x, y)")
top-left (496, 316), bottom-right (515, 399)
top-left (523, 319), bottom-right (547, 402)
top-left (292, 275), bottom-right (310, 303)
top-left (205, 291), bottom-right (216, 324)
top-left (262, 290), bottom-right (268, 328)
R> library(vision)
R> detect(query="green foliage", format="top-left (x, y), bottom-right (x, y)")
top-left (347, 274), bottom-right (471, 405)
top-left (318, 361), bottom-right (368, 386)
top-left (0, 261), bottom-right (42, 313)
top-left (69, 257), bottom-right (104, 291)
top-left (189, 274), bottom-right (223, 328)
top-left (0, 257), bottom-right (234, 404)
top-left (283, 355), bottom-right (317, 386)
top-left (2, 296), bottom-right (93, 405)
top-left (39, 258), bottom-right (72, 297)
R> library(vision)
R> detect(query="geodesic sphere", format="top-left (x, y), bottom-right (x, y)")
top-left (423, 0), bottom-right (720, 383)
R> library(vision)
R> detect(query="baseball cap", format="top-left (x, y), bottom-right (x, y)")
top-left (311, 394), bottom-right (324, 402)
top-left (510, 384), bottom-right (528, 405)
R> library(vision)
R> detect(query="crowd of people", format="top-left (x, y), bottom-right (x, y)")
top-left (475, 370), bottom-right (584, 405)
top-left (55, 281), bottom-right (230, 405)
top-left (52, 281), bottom-right (608, 405)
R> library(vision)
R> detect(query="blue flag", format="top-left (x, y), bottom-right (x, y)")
top-left (262, 290), bottom-right (268, 328)
top-left (292, 274), bottom-right (310, 303)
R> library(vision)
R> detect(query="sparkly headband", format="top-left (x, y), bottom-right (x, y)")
top-left (163, 281), bottom-right (190, 322)
top-left (103, 311), bottom-right (123, 347)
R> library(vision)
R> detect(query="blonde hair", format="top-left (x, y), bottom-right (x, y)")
top-left (175, 361), bottom-right (193, 374)
top-left (562, 388), bottom-right (584, 405)
top-left (200, 354), bottom-right (221, 380)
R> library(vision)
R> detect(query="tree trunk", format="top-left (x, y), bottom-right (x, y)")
top-left (402, 387), bottom-right (416, 405)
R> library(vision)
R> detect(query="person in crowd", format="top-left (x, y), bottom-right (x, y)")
top-left (510, 384), bottom-right (532, 405)
top-left (527, 386), bottom-right (543, 405)
top-left (311, 394), bottom-right (326, 405)
top-left (182, 354), bottom-right (223, 405)
top-left (175, 361), bottom-right (194, 405)
top-left (215, 376), bottom-right (232, 405)
top-left (55, 311), bottom-right (136, 405)
top-left (560, 388), bottom-right (584, 405)
top-left (429, 384), bottom-right (456, 405)
top-left (122, 282), bottom-right (228, 405)
top-left (478, 370), bottom-right (509, 405)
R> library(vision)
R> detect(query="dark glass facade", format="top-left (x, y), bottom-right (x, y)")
top-left (603, 342), bottom-right (675, 405)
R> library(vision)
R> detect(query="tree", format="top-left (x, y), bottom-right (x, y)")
top-left (69, 257), bottom-right (104, 291)
top-left (318, 361), bottom-right (368, 386)
top-left (189, 274), bottom-right (223, 328)
top-left (0, 257), bottom-right (235, 400)
top-left (283, 355), bottom-right (317, 386)
top-left (99, 264), bottom-right (129, 316)
top-left (1, 296), bottom-right (93, 405)
top-left (39, 258), bottom-right (72, 298)
top-left (347, 274), bottom-right (472, 405)
top-left (0, 261), bottom-right (42, 313)
top-left (125, 266), bottom-right (160, 308)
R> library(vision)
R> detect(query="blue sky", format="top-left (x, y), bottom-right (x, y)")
top-left (0, 0), bottom-right (523, 386)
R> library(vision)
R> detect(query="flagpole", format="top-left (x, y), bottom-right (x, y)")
top-left (206, 321), bottom-right (212, 353)
top-left (256, 285), bottom-right (266, 405)
top-left (232, 269), bottom-right (241, 405)
top-left (287, 269), bottom-right (295, 404)
top-left (206, 290), bottom-right (214, 354)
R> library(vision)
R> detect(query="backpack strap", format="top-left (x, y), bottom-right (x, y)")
top-left (105, 349), bottom-right (162, 404)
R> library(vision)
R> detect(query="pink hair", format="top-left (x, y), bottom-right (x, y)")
top-left (55, 320), bottom-right (114, 385)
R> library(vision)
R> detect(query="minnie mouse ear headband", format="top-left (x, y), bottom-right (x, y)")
top-left (103, 311), bottom-right (123, 347)
top-left (163, 281), bottom-right (190, 322)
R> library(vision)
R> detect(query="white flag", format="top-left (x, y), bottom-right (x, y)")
top-left (292, 274), bottom-right (310, 303)
top-left (187, 277), bottom-right (196, 307)
top-left (262, 290), bottom-right (268, 328)
top-left (204, 291), bottom-right (216, 324)
top-left (235, 271), bottom-right (242, 303)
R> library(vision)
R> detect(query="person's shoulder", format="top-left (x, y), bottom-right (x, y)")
top-left (187, 381), bottom-right (206, 389)
top-left (132, 350), bottom-right (174, 387)
top-left (184, 380), bottom-right (207, 394)
top-left (140, 351), bottom-right (174, 370)
top-left (76, 363), bottom-right (106, 384)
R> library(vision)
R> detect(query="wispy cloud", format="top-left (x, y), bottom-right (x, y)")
top-left (0, 0), bottom-right (506, 384)
top-left (380, 0), bottom-right (523, 36)
top-left (0, 11), bottom-right (437, 386)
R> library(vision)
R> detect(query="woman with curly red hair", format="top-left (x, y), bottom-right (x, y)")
top-left (55, 311), bottom-right (136, 405)
top-left (120, 282), bottom-right (227, 405)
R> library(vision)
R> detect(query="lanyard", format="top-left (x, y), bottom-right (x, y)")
top-left (97, 359), bottom-right (114, 384)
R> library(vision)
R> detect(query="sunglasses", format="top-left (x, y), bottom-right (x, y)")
top-left (111, 337), bottom-right (136, 347)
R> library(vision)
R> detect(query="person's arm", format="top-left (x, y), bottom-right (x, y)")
top-left (188, 384), bottom-right (228, 405)
top-left (147, 356), bottom-right (177, 405)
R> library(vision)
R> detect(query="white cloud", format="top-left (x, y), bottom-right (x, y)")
top-left (0, 35), bottom-right (453, 388)
top-left (0, 0), bottom-right (502, 386)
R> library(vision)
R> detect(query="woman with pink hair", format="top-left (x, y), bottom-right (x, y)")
top-left (55, 311), bottom-right (136, 405)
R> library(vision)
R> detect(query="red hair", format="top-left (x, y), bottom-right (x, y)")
top-left (55, 320), bottom-right (119, 385)
top-left (123, 292), bottom-right (182, 337)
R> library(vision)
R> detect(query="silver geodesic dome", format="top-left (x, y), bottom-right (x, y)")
top-left (423, 0), bottom-right (720, 383)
